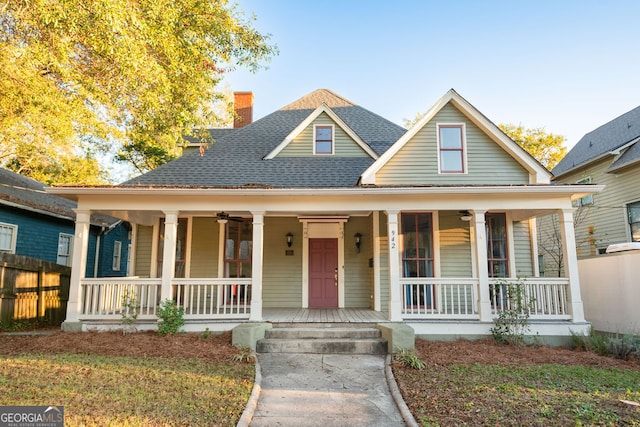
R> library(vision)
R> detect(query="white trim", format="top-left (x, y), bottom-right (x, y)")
top-left (505, 212), bottom-right (516, 277)
top-left (313, 124), bottom-right (335, 155)
top-left (184, 217), bottom-right (192, 278)
top-left (360, 89), bottom-right (552, 185)
top-left (432, 212), bottom-right (441, 277)
top-left (529, 218), bottom-right (540, 277)
top-left (436, 123), bottom-right (468, 174)
top-left (150, 221), bottom-right (159, 278)
top-left (0, 222), bottom-right (18, 254)
top-left (372, 211), bottom-right (381, 311)
top-left (128, 225), bottom-right (137, 277)
top-left (263, 103), bottom-right (378, 159)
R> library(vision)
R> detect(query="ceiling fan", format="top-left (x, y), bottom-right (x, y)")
top-left (216, 212), bottom-right (244, 223)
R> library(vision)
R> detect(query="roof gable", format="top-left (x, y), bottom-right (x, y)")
top-left (553, 105), bottom-right (640, 177)
top-left (264, 103), bottom-right (378, 159)
top-left (361, 89), bottom-right (551, 185)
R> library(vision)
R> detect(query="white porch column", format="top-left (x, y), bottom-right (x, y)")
top-left (160, 212), bottom-right (179, 302)
top-left (372, 211), bottom-right (381, 311)
top-left (472, 210), bottom-right (492, 321)
top-left (386, 210), bottom-right (402, 321)
top-left (250, 211), bottom-right (265, 321)
top-left (559, 209), bottom-right (586, 322)
top-left (64, 210), bottom-right (91, 324)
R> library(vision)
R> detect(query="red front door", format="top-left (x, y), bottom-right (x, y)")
top-left (309, 238), bottom-right (338, 308)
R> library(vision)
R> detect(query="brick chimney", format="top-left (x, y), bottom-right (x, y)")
top-left (233, 91), bottom-right (254, 128)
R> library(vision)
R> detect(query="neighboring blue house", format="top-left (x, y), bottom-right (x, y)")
top-left (0, 168), bottom-right (130, 277)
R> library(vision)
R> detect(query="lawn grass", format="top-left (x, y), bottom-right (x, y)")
top-left (396, 362), bottom-right (640, 426)
top-left (0, 353), bottom-right (253, 426)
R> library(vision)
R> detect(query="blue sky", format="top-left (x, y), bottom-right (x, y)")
top-left (224, 0), bottom-right (640, 148)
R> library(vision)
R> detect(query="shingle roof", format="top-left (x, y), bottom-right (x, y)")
top-left (553, 105), bottom-right (640, 176)
top-left (123, 89), bottom-right (407, 188)
top-left (0, 168), bottom-right (119, 226)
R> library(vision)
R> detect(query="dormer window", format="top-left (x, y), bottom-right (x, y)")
top-left (438, 124), bottom-right (466, 173)
top-left (314, 125), bottom-right (334, 155)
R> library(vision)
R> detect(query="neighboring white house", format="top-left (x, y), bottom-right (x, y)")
top-left (49, 89), bottom-right (600, 341)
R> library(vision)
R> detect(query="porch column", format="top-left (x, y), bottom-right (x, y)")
top-left (386, 210), bottom-right (402, 321)
top-left (160, 212), bottom-right (179, 302)
top-left (559, 209), bottom-right (585, 322)
top-left (472, 210), bottom-right (492, 322)
top-left (250, 211), bottom-right (264, 321)
top-left (64, 210), bottom-right (91, 324)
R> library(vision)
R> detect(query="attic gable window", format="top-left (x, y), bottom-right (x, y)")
top-left (438, 124), bottom-right (466, 173)
top-left (314, 125), bottom-right (334, 155)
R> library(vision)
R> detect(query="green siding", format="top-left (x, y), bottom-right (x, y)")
top-left (134, 225), bottom-right (153, 277)
top-left (513, 220), bottom-right (533, 277)
top-left (376, 103), bottom-right (530, 185)
top-left (344, 216), bottom-right (373, 308)
top-left (277, 112), bottom-right (370, 157)
top-left (262, 217), bottom-right (303, 308)
top-left (189, 217), bottom-right (219, 278)
top-left (438, 211), bottom-right (472, 277)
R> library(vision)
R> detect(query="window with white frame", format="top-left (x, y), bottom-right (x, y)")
top-left (437, 124), bottom-right (466, 173)
top-left (628, 201), bottom-right (640, 242)
top-left (314, 125), bottom-right (334, 154)
top-left (57, 233), bottom-right (73, 266)
top-left (0, 223), bottom-right (17, 253)
top-left (576, 176), bottom-right (593, 206)
top-left (112, 241), bottom-right (122, 271)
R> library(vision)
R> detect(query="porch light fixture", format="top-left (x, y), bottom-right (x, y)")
top-left (286, 232), bottom-right (293, 247)
top-left (354, 232), bottom-right (362, 253)
top-left (460, 210), bottom-right (473, 221)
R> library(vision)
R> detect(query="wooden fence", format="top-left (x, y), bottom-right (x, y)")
top-left (0, 253), bottom-right (70, 326)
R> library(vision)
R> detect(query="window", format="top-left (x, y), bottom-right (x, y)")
top-left (224, 219), bottom-right (252, 278)
top-left (576, 177), bottom-right (593, 206)
top-left (57, 233), bottom-right (73, 266)
top-left (314, 125), bottom-right (333, 154)
top-left (401, 213), bottom-right (434, 309)
top-left (628, 201), bottom-right (640, 242)
top-left (438, 124), bottom-right (465, 173)
top-left (486, 213), bottom-right (508, 278)
top-left (0, 223), bottom-right (17, 253)
top-left (157, 218), bottom-right (188, 278)
top-left (112, 241), bottom-right (122, 271)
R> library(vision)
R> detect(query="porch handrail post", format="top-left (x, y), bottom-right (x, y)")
top-left (386, 210), bottom-right (402, 321)
top-left (64, 210), bottom-right (91, 323)
top-left (472, 210), bottom-right (492, 321)
top-left (249, 211), bottom-right (264, 321)
top-left (559, 208), bottom-right (585, 322)
top-left (160, 212), bottom-right (179, 303)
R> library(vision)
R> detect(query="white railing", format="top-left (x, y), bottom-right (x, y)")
top-left (172, 278), bottom-right (251, 319)
top-left (489, 278), bottom-right (570, 319)
top-left (401, 278), bottom-right (479, 319)
top-left (80, 278), bottom-right (161, 319)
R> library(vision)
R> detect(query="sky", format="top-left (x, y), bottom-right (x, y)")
top-left (222, 0), bottom-right (640, 149)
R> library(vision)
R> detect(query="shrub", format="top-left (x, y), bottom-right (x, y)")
top-left (120, 290), bottom-right (140, 334)
top-left (395, 348), bottom-right (426, 370)
top-left (490, 279), bottom-right (534, 346)
top-left (156, 299), bottom-right (185, 335)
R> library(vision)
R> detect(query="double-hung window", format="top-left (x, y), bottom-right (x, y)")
top-left (112, 241), bottom-right (122, 271)
top-left (57, 233), bottom-right (73, 266)
top-left (486, 213), bottom-right (508, 278)
top-left (314, 125), bottom-right (334, 155)
top-left (438, 124), bottom-right (466, 173)
top-left (628, 201), bottom-right (640, 242)
top-left (401, 213), bottom-right (434, 309)
top-left (0, 223), bottom-right (17, 254)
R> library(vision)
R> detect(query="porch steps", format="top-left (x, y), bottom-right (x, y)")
top-left (256, 323), bottom-right (388, 355)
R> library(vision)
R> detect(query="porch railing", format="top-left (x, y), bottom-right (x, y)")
top-left (78, 278), bottom-right (252, 320)
top-left (401, 278), bottom-right (479, 319)
top-left (79, 278), bottom-right (161, 319)
top-left (489, 278), bottom-right (571, 319)
top-left (172, 278), bottom-right (251, 319)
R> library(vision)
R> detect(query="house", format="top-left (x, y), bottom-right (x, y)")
top-left (551, 105), bottom-right (640, 257)
top-left (48, 89), bottom-right (600, 342)
top-left (0, 168), bottom-right (131, 277)
top-left (549, 105), bottom-right (640, 335)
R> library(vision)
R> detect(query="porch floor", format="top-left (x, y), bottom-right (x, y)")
top-left (262, 308), bottom-right (389, 323)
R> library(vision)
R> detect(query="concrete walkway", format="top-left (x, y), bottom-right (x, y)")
top-left (242, 353), bottom-right (414, 427)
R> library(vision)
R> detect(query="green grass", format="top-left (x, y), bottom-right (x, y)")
top-left (399, 363), bottom-right (640, 426)
top-left (0, 353), bottom-right (253, 426)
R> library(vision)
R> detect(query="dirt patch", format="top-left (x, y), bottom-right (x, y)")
top-left (0, 330), bottom-right (241, 364)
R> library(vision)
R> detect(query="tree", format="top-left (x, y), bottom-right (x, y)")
top-left (499, 124), bottom-right (566, 170)
top-left (0, 0), bottom-right (276, 182)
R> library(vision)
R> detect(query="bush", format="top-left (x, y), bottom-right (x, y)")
top-left (395, 348), bottom-right (426, 370)
top-left (156, 299), bottom-right (185, 335)
top-left (490, 280), bottom-right (533, 346)
top-left (571, 328), bottom-right (640, 361)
